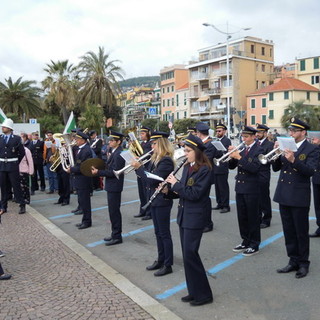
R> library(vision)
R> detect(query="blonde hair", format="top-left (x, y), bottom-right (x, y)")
top-left (151, 138), bottom-right (174, 165)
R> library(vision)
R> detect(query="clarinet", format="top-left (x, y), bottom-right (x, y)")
top-left (141, 157), bottom-right (187, 211)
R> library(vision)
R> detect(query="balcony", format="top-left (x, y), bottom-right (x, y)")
top-left (190, 72), bottom-right (210, 82)
top-left (205, 88), bottom-right (221, 95)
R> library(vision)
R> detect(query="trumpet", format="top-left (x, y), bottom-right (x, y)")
top-left (213, 143), bottom-right (245, 166)
top-left (113, 150), bottom-right (153, 179)
top-left (258, 147), bottom-right (283, 164)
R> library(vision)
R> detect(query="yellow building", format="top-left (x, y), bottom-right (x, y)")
top-left (296, 56), bottom-right (320, 90)
top-left (187, 36), bottom-right (274, 130)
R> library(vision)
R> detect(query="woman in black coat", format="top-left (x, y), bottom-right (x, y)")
top-left (165, 134), bottom-right (213, 306)
top-left (132, 131), bottom-right (174, 277)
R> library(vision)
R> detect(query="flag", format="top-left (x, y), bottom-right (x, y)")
top-left (0, 108), bottom-right (7, 123)
top-left (63, 111), bottom-right (77, 134)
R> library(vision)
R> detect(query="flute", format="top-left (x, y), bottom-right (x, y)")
top-left (141, 157), bottom-right (187, 211)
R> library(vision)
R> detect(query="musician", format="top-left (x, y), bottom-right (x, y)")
top-left (67, 131), bottom-right (92, 229)
top-left (0, 118), bottom-right (26, 214)
top-left (213, 123), bottom-right (231, 213)
top-left (229, 126), bottom-right (263, 256)
top-left (255, 124), bottom-right (274, 228)
top-left (135, 126), bottom-right (152, 220)
top-left (196, 122), bottom-right (218, 232)
top-left (89, 130), bottom-right (103, 192)
top-left (91, 131), bottom-right (125, 246)
top-left (30, 131), bottom-right (45, 195)
top-left (165, 134), bottom-right (213, 306)
top-left (132, 131), bottom-right (175, 276)
top-left (273, 118), bottom-right (318, 278)
top-left (310, 134), bottom-right (320, 237)
top-left (187, 127), bottom-right (197, 136)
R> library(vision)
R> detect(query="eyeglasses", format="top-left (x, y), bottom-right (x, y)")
top-left (216, 130), bottom-right (223, 133)
top-left (288, 128), bottom-right (302, 133)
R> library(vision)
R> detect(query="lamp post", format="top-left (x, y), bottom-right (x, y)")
top-left (203, 22), bottom-right (251, 138)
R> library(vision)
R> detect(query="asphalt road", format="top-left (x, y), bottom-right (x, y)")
top-left (30, 169), bottom-right (320, 320)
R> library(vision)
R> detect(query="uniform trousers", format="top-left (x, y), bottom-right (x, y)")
top-left (259, 180), bottom-right (272, 224)
top-left (279, 204), bottom-right (310, 268)
top-left (31, 163), bottom-right (45, 191)
top-left (151, 205), bottom-right (173, 266)
top-left (312, 183), bottom-right (320, 234)
top-left (236, 193), bottom-right (261, 249)
top-left (0, 262), bottom-right (4, 275)
top-left (204, 186), bottom-right (213, 228)
top-left (214, 173), bottom-right (229, 208)
top-left (0, 171), bottom-right (24, 209)
top-left (77, 188), bottom-right (91, 225)
top-left (107, 192), bottom-right (122, 240)
top-left (179, 227), bottom-right (212, 301)
top-left (57, 171), bottom-right (70, 204)
top-left (137, 176), bottom-right (147, 214)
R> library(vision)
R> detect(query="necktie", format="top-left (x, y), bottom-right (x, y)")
top-left (245, 147), bottom-right (250, 156)
top-left (5, 136), bottom-right (9, 144)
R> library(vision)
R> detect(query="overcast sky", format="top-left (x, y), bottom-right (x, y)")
top-left (1, 0), bottom-right (319, 84)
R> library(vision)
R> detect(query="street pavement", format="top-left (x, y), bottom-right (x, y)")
top-left (1, 168), bottom-right (320, 320)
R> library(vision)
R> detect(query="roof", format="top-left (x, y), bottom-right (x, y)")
top-left (176, 82), bottom-right (189, 91)
top-left (248, 77), bottom-right (319, 96)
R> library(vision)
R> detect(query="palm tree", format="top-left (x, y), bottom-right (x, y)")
top-left (0, 77), bottom-right (42, 121)
top-left (78, 47), bottom-right (124, 116)
top-left (281, 100), bottom-right (320, 130)
top-left (78, 104), bottom-right (105, 133)
top-left (42, 60), bottom-right (79, 124)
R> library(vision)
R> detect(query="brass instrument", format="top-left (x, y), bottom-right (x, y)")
top-left (258, 147), bottom-right (282, 164)
top-left (128, 132), bottom-right (143, 157)
top-left (80, 158), bottom-right (105, 177)
top-left (113, 150), bottom-right (153, 179)
top-left (213, 143), bottom-right (245, 166)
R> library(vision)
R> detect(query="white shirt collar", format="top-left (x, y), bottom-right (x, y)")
top-left (296, 138), bottom-right (306, 149)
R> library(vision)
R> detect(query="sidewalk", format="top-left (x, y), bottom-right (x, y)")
top-left (0, 203), bottom-right (175, 320)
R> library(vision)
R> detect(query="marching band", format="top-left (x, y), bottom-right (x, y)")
top-left (1, 115), bottom-right (320, 301)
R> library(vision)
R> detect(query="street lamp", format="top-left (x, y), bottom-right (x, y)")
top-left (203, 22), bottom-right (251, 138)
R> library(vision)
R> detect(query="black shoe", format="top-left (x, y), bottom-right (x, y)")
top-left (260, 222), bottom-right (270, 229)
top-left (71, 208), bottom-right (80, 213)
top-left (41, 188), bottom-right (45, 192)
top-left (146, 260), bottom-right (163, 271)
top-left (212, 206), bottom-right (222, 210)
top-left (77, 223), bottom-right (91, 230)
top-left (54, 201), bottom-right (62, 205)
top-left (61, 202), bottom-right (69, 206)
top-left (277, 264), bottom-right (299, 273)
top-left (0, 274), bottom-right (12, 280)
top-left (19, 205), bottom-right (26, 214)
top-left (190, 297), bottom-right (213, 306)
top-left (103, 236), bottom-right (112, 242)
top-left (142, 215), bottom-right (152, 221)
top-left (295, 267), bottom-right (308, 279)
top-left (105, 238), bottom-right (122, 246)
top-left (134, 213), bottom-right (145, 218)
top-left (220, 207), bottom-right (230, 214)
top-left (154, 265), bottom-right (172, 277)
top-left (46, 190), bottom-right (54, 194)
top-left (203, 226), bottom-right (213, 233)
top-left (309, 232), bottom-right (320, 238)
top-left (74, 210), bottom-right (83, 215)
top-left (31, 191), bottom-right (35, 196)
top-left (181, 295), bottom-right (194, 302)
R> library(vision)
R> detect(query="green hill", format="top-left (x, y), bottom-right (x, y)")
top-left (119, 76), bottom-right (160, 88)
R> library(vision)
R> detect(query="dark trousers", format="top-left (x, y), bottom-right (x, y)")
top-left (151, 205), bottom-right (173, 266)
top-left (312, 183), bottom-right (320, 234)
top-left (77, 188), bottom-right (91, 225)
top-left (214, 173), bottom-right (230, 208)
top-left (0, 170), bottom-right (24, 209)
top-left (236, 193), bottom-right (261, 249)
top-left (31, 163), bottom-right (45, 191)
top-left (180, 227), bottom-right (212, 301)
top-left (92, 176), bottom-right (100, 190)
top-left (279, 204), bottom-right (310, 268)
top-left (259, 180), bottom-right (272, 224)
top-left (0, 262), bottom-right (4, 275)
top-left (57, 171), bottom-right (70, 204)
top-left (205, 186), bottom-right (213, 228)
top-left (20, 173), bottom-right (30, 204)
top-left (107, 192), bottom-right (122, 240)
top-left (137, 177), bottom-right (146, 214)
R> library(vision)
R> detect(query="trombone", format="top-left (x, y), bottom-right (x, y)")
top-left (113, 150), bottom-right (153, 179)
top-left (213, 143), bottom-right (245, 166)
top-left (258, 147), bottom-right (283, 164)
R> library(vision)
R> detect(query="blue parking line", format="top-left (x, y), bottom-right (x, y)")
top-left (87, 219), bottom-right (178, 248)
top-left (49, 199), bottom-right (140, 220)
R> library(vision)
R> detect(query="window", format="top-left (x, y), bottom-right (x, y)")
top-left (251, 115), bottom-right (256, 125)
top-left (314, 57), bottom-right (319, 69)
top-left (311, 75), bottom-right (319, 84)
top-left (171, 85), bottom-right (174, 92)
top-left (269, 110), bottom-right (274, 119)
top-left (262, 98), bottom-right (267, 108)
top-left (167, 87), bottom-right (169, 93)
top-left (167, 99), bottom-right (170, 107)
top-left (262, 115), bottom-right (267, 124)
top-left (306, 92), bottom-right (310, 100)
top-left (162, 100), bottom-right (165, 107)
top-left (251, 99), bottom-right (256, 109)
top-left (162, 88), bottom-right (165, 94)
top-left (251, 44), bottom-right (254, 54)
top-left (284, 91), bottom-right (289, 99)
top-left (172, 97), bottom-right (174, 106)
top-left (270, 48), bottom-right (273, 57)
top-left (184, 93), bottom-right (187, 105)
top-left (176, 112), bottom-right (179, 120)
top-left (262, 81), bottom-right (266, 88)
top-left (176, 94), bottom-right (179, 106)
top-left (318, 92), bottom-right (320, 101)
top-left (269, 93), bottom-right (274, 101)
top-left (261, 47), bottom-right (265, 55)
top-left (261, 64), bottom-right (265, 72)
top-left (300, 60), bottom-right (306, 71)
top-left (184, 111), bottom-right (187, 118)
top-left (256, 81), bottom-right (259, 89)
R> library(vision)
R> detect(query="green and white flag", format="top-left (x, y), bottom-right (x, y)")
top-left (63, 111), bottom-right (77, 134)
top-left (0, 108), bottom-right (7, 123)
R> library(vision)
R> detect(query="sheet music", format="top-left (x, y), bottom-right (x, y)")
top-left (308, 131), bottom-right (320, 140)
top-left (144, 171), bottom-right (164, 181)
top-left (277, 137), bottom-right (297, 152)
top-left (120, 150), bottom-right (136, 164)
top-left (211, 140), bottom-right (227, 151)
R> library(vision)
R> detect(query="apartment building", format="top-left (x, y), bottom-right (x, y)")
top-left (187, 36), bottom-right (274, 130)
top-left (246, 77), bottom-right (320, 132)
top-left (296, 56), bottom-right (320, 90)
top-left (175, 82), bottom-right (190, 120)
top-left (160, 65), bottom-right (189, 122)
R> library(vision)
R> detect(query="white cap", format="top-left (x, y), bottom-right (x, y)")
top-left (1, 118), bottom-right (14, 130)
